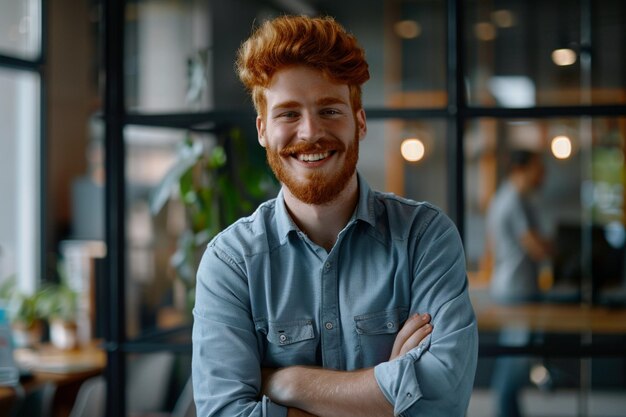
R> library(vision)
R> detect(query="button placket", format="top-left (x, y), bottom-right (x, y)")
top-left (320, 254), bottom-right (342, 369)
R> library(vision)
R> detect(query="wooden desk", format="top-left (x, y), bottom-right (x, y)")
top-left (0, 343), bottom-right (105, 417)
top-left (471, 288), bottom-right (626, 334)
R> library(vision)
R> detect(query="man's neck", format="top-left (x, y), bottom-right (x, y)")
top-left (283, 175), bottom-right (359, 252)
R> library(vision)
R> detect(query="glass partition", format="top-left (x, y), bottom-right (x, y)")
top-left (125, 1), bottom-right (213, 113)
top-left (360, 118), bottom-right (448, 210)
top-left (0, 0), bottom-right (41, 60)
top-left (465, 116), bottom-right (626, 310)
top-left (465, 0), bottom-right (626, 107)
top-left (316, 0), bottom-right (447, 109)
top-left (0, 69), bottom-right (41, 294)
top-left (124, 0), bottom-right (286, 113)
top-left (124, 0), bottom-right (449, 113)
top-left (591, 0), bottom-right (626, 105)
top-left (123, 123), bottom-right (276, 339)
top-left (124, 125), bottom-right (186, 338)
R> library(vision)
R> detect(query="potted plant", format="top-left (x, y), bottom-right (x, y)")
top-left (38, 281), bottom-right (80, 350)
top-left (0, 276), bottom-right (46, 348)
top-left (150, 127), bottom-right (276, 315)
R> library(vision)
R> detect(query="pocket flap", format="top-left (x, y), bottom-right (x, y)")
top-left (355, 308), bottom-right (408, 335)
top-left (261, 320), bottom-right (315, 346)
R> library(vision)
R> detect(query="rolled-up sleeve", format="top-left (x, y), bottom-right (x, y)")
top-left (192, 245), bottom-right (288, 417)
top-left (374, 213), bottom-right (478, 417)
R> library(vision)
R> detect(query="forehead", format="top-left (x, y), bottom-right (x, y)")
top-left (264, 65), bottom-right (351, 107)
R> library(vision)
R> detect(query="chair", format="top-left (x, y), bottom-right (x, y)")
top-left (69, 352), bottom-right (185, 417)
top-left (128, 376), bottom-right (195, 417)
top-left (67, 376), bottom-right (106, 417)
top-left (11, 382), bottom-right (56, 417)
top-left (127, 352), bottom-right (175, 413)
top-left (170, 377), bottom-right (195, 417)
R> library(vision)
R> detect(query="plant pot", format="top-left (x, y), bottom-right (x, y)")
top-left (49, 319), bottom-right (78, 350)
top-left (11, 320), bottom-right (44, 348)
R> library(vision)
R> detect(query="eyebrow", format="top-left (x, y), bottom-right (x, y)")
top-left (270, 100), bottom-right (300, 111)
top-left (316, 97), bottom-right (349, 107)
top-left (270, 96), bottom-right (349, 112)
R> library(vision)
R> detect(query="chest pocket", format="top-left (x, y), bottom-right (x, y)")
top-left (354, 307), bottom-right (408, 367)
top-left (255, 319), bottom-right (318, 368)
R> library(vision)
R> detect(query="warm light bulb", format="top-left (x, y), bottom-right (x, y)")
top-left (551, 48), bottom-right (577, 66)
top-left (551, 135), bottom-right (572, 159)
top-left (475, 22), bottom-right (497, 41)
top-left (491, 10), bottom-right (515, 28)
top-left (394, 20), bottom-right (422, 39)
top-left (401, 138), bottom-right (425, 162)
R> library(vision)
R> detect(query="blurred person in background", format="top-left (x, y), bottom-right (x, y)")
top-left (486, 149), bottom-right (552, 417)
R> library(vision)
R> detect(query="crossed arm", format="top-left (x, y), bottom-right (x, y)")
top-left (261, 313), bottom-right (433, 417)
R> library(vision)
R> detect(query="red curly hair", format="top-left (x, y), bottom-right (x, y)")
top-left (236, 15), bottom-right (370, 117)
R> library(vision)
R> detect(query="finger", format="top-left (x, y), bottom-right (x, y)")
top-left (392, 313), bottom-right (430, 355)
top-left (390, 313), bottom-right (431, 359)
top-left (399, 323), bottom-right (433, 356)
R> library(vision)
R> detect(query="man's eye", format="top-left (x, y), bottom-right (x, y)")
top-left (279, 111), bottom-right (298, 118)
top-left (321, 109), bottom-right (341, 116)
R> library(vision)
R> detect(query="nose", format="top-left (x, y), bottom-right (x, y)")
top-left (297, 112), bottom-right (324, 142)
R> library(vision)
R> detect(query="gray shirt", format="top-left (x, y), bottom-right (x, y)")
top-left (192, 174), bottom-right (478, 416)
top-left (487, 181), bottom-right (540, 302)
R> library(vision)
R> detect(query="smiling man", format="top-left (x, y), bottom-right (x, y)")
top-left (192, 15), bottom-right (478, 417)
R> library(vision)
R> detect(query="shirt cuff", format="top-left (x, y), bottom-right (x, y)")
top-left (374, 337), bottom-right (431, 416)
top-left (262, 395), bottom-right (289, 417)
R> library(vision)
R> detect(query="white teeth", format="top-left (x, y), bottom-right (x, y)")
top-left (298, 152), bottom-right (330, 162)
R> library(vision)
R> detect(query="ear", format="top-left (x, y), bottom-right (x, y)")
top-left (256, 116), bottom-right (267, 147)
top-left (355, 108), bottom-right (367, 141)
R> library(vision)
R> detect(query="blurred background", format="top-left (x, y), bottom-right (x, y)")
top-left (0, 0), bottom-right (625, 416)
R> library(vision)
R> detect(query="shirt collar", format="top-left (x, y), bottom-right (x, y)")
top-left (355, 172), bottom-right (377, 229)
top-left (275, 188), bottom-right (299, 240)
top-left (274, 172), bottom-right (377, 241)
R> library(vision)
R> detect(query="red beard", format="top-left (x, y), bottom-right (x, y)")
top-left (266, 133), bottom-right (359, 205)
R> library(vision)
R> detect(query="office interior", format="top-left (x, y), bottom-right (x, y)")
top-left (0, 0), bottom-right (625, 416)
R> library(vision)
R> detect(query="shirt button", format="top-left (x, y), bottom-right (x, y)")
top-left (279, 334), bottom-right (287, 344)
top-left (324, 262), bottom-right (331, 270)
top-left (325, 322), bottom-right (334, 330)
top-left (386, 322), bottom-right (394, 329)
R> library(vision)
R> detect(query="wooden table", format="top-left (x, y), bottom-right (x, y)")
top-left (471, 287), bottom-right (626, 334)
top-left (0, 343), bottom-right (105, 417)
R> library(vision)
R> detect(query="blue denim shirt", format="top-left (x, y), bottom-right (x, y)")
top-left (192, 175), bottom-right (478, 417)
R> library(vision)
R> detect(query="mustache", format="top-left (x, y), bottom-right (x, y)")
top-left (279, 138), bottom-right (346, 157)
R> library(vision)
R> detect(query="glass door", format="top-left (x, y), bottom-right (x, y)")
top-left (0, 0), bottom-right (43, 295)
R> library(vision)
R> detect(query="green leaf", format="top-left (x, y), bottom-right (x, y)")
top-left (149, 140), bottom-right (204, 215)
top-left (179, 168), bottom-right (194, 198)
top-left (208, 146), bottom-right (227, 169)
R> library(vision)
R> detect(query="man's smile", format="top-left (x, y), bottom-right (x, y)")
top-left (279, 138), bottom-right (344, 165)
top-left (295, 151), bottom-right (334, 163)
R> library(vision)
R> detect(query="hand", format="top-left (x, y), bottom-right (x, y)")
top-left (389, 313), bottom-right (432, 361)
